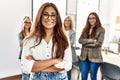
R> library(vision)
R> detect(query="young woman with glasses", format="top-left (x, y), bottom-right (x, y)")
top-left (78, 12), bottom-right (105, 80)
top-left (20, 2), bottom-right (72, 80)
top-left (63, 16), bottom-right (79, 80)
top-left (18, 16), bottom-right (32, 80)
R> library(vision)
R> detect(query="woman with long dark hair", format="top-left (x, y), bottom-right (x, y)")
top-left (78, 12), bottom-right (105, 80)
top-left (21, 2), bottom-right (72, 80)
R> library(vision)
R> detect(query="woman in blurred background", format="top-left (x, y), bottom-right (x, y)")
top-left (64, 16), bottom-right (79, 80)
top-left (18, 16), bottom-right (32, 80)
top-left (78, 12), bottom-right (105, 80)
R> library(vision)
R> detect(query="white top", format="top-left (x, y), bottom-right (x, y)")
top-left (21, 37), bottom-right (72, 73)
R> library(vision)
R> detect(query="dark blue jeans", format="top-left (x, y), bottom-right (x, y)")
top-left (79, 59), bottom-right (100, 80)
top-left (22, 73), bottom-right (29, 80)
top-left (67, 70), bottom-right (71, 80)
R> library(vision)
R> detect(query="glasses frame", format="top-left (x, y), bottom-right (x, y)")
top-left (24, 21), bottom-right (31, 24)
top-left (42, 13), bottom-right (57, 20)
top-left (88, 17), bottom-right (96, 20)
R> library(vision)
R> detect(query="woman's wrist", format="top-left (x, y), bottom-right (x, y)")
top-left (94, 39), bottom-right (97, 43)
top-left (53, 58), bottom-right (62, 64)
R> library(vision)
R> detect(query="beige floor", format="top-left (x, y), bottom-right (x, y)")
top-left (71, 68), bottom-right (80, 80)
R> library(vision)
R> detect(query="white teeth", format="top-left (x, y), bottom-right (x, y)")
top-left (46, 21), bottom-right (52, 24)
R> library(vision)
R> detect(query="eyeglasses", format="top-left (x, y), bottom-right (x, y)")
top-left (65, 20), bottom-right (71, 22)
top-left (24, 21), bottom-right (31, 24)
top-left (42, 13), bottom-right (57, 19)
top-left (88, 17), bottom-right (96, 20)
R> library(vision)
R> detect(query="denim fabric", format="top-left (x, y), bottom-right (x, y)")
top-left (22, 73), bottom-right (29, 80)
top-left (79, 59), bottom-right (100, 80)
top-left (30, 72), bottom-right (68, 80)
top-left (67, 70), bottom-right (71, 80)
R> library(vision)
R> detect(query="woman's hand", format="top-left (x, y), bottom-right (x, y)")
top-left (94, 39), bottom-right (97, 43)
top-left (25, 55), bottom-right (34, 60)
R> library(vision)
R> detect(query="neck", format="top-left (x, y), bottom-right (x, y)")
top-left (91, 25), bottom-right (95, 28)
top-left (25, 29), bottom-right (30, 36)
top-left (25, 29), bottom-right (29, 32)
top-left (44, 29), bottom-right (53, 43)
top-left (46, 29), bottom-right (53, 36)
top-left (65, 27), bottom-right (70, 31)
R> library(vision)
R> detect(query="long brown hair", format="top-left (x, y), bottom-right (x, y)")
top-left (19, 16), bottom-right (32, 38)
top-left (24, 2), bottom-right (69, 59)
top-left (81, 12), bottom-right (103, 38)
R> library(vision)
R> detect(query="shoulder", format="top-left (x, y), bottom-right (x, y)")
top-left (23, 36), bottom-right (36, 46)
top-left (97, 27), bottom-right (105, 33)
top-left (18, 33), bottom-right (23, 40)
top-left (18, 33), bottom-right (22, 36)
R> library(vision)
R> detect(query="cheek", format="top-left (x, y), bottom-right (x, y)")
top-left (94, 20), bottom-right (96, 23)
top-left (65, 22), bottom-right (70, 25)
top-left (41, 20), bottom-right (46, 26)
top-left (52, 22), bottom-right (56, 27)
top-left (89, 20), bottom-right (96, 23)
top-left (53, 20), bottom-right (57, 26)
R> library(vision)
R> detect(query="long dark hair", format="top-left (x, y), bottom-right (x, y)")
top-left (81, 12), bottom-right (103, 38)
top-left (24, 2), bottom-right (69, 59)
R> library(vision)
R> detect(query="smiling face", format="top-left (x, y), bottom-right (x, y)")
top-left (41, 6), bottom-right (57, 30)
top-left (88, 14), bottom-right (96, 28)
top-left (23, 18), bottom-right (31, 29)
top-left (64, 17), bottom-right (71, 30)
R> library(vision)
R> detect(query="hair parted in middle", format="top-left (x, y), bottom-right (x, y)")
top-left (24, 2), bottom-right (69, 59)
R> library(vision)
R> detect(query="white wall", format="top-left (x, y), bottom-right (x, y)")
top-left (108, 0), bottom-right (120, 52)
top-left (109, 0), bottom-right (120, 41)
top-left (99, 0), bottom-right (111, 47)
top-left (0, 0), bottom-right (31, 78)
top-left (99, 0), bottom-right (120, 49)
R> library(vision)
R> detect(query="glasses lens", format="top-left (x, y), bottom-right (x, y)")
top-left (42, 13), bottom-right (49, 19)
top-left (89, 17), bottom-right (96, 20)
top-left (24, 21), bottom-right (31, 24)
top-left (51, 14), bottom-right (56, 19)
top-left (42, 13), bottom-right (56, 19)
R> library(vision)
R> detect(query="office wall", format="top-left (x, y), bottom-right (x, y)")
top-left (109, 0), bottom-right (120, 41)
top-left (0, 0), bottom-right (31, 78)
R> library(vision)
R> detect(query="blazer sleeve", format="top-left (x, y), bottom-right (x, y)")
top-left (78, 35), bottom-right (95, 46)
top-left (85, 28), bottom-right (105, 48)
